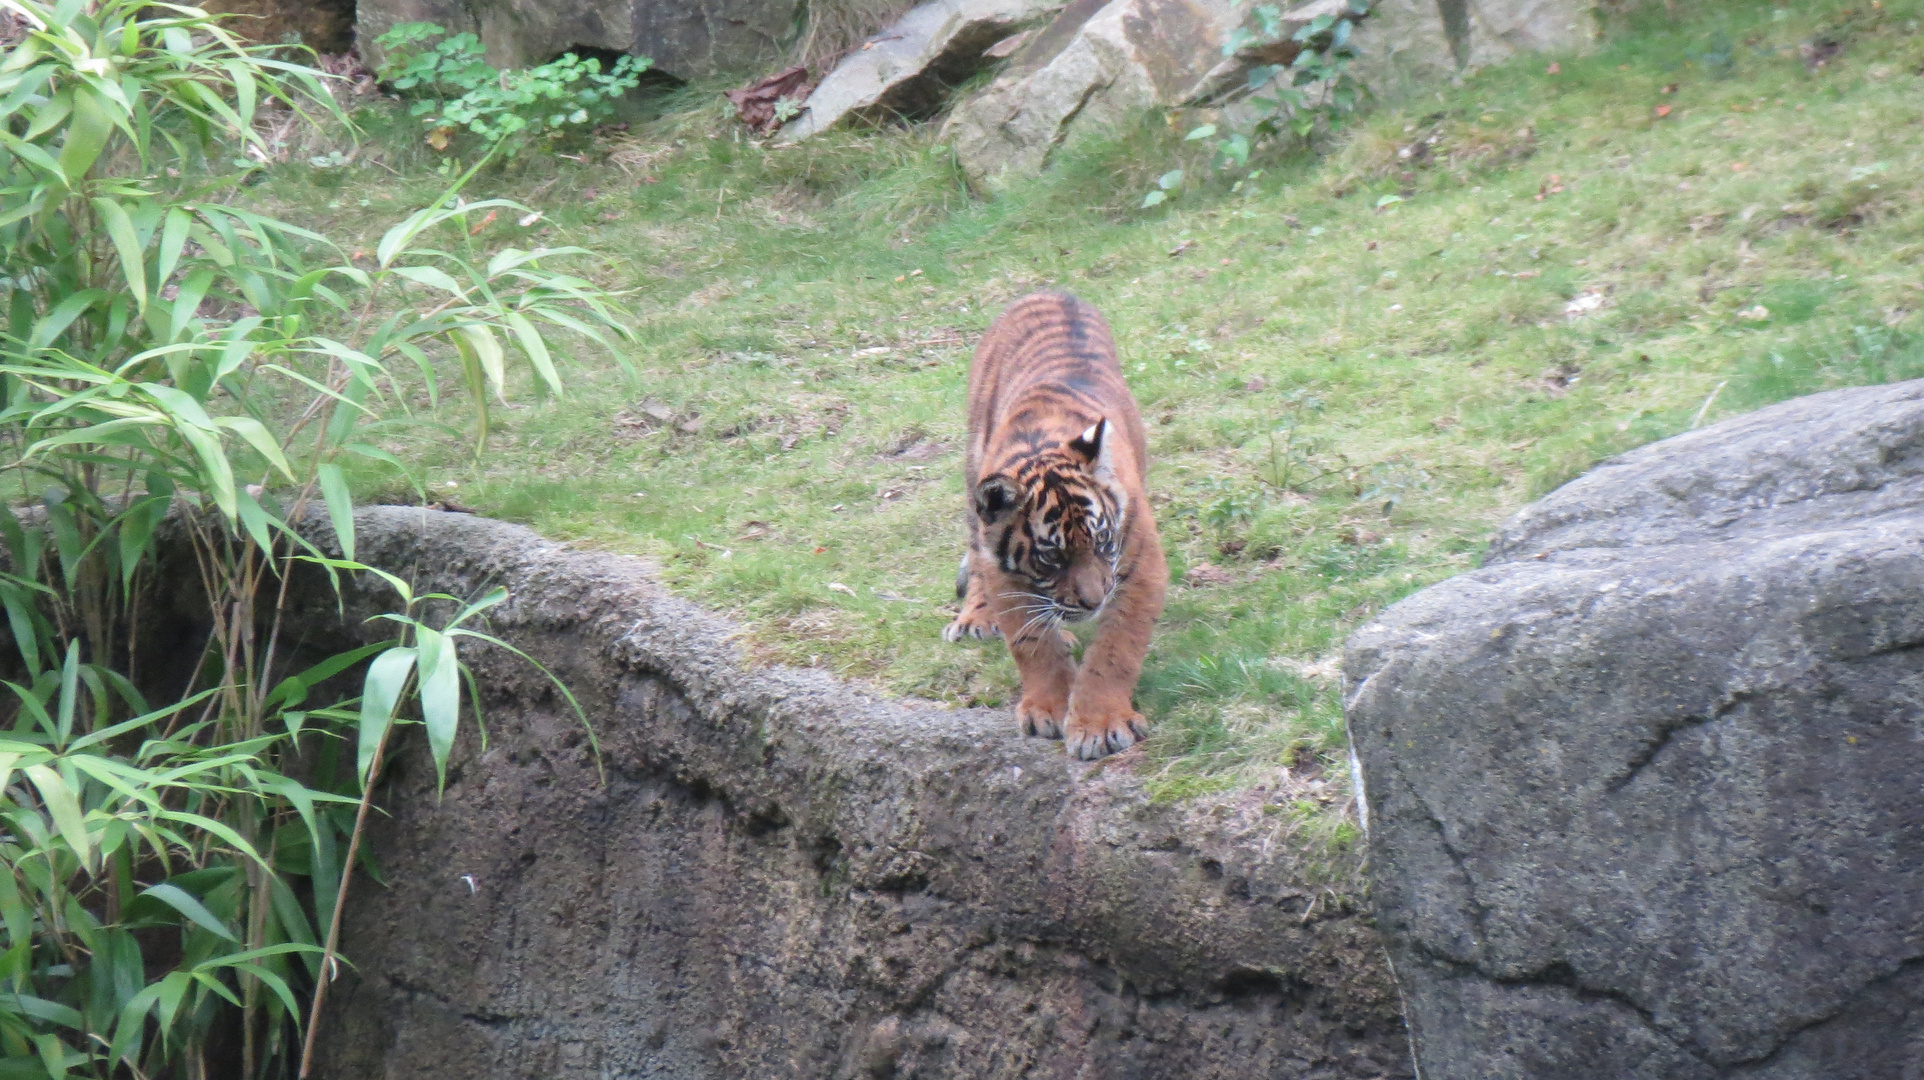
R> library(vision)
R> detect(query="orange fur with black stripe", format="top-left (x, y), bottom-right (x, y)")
top-left (944, 292), bottom-right (1168, 759)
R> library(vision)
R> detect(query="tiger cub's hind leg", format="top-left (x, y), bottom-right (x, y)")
top-left (942, 553), bottom-right (1001, 643)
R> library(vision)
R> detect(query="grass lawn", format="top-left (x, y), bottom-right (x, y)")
top-left (253, 0), bottom-right (1924, 807)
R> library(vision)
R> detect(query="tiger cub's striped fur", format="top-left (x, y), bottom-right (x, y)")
top-left (944, 292), bottom-right (1167, 760)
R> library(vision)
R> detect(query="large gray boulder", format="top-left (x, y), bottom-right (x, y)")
top-left (777, 0), bottom-right (1066, 142)
top-left (356, 0), bottom-right (804, 80)
top-left (304, 508), bottom-right (1412, 1079)
top-left (942, 0), bottom-right (1341, 187)
top-left (1346, 380), bottom-right (1924, 1078)
top-left (941, 0), bottom-right (1603, 185)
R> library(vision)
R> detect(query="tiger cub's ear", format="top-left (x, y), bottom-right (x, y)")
top-left (974, 474), bottom-right (1022, 523)
top-left (1068, 417), bottom-right (1108, 464)
top-left (1069, 417), bottom-right (1116, 482)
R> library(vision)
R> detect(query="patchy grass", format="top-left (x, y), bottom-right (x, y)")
top-left (250, 0), bottom-right (1924, 803)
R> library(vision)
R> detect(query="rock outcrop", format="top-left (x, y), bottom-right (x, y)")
top-left (204, 0), bottom-right (357, 52)
top-left (939, 0), bottom-right (1601, 185)
top-left (355, 0), bottom-right (806, 80)
top-left (777, 0), bottom-right (1065, 142)
top-left (1347, 380), bottom-right (1924, 1078)
top-left (940, 0), bottom-right (1301, 187)
top-left (306, 508), bottom-right (1411, 1079)
top-left (1352, 0), bottom-right (1600, 97)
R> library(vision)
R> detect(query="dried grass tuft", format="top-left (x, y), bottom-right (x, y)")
top-left (791, 0), bottom-right (919, 74)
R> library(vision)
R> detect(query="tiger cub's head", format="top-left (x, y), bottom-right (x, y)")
top-left (975, 417), bottom-right (1127, 622)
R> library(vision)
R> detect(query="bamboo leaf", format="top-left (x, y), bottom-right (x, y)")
top-left (44, 500), bottom-right (81, 591)
top-left (189, 969), bottom-right (242, 1008)
top-left (175, 423), bottom-right (236, 521)
top-left (264, 641), bottom-right (389, 712)
top-left (0, 128), bottom-right (66, 179)
top-left (416, 626), bottom-right (459, 793)
top-left (448, 627), bottom-right (601, 780)
top-left (395, 341), bottom-right (439, 407)
top-left (236, 962), bottom-right (299, 1018)
top-left (115, 493), bottom-right (167, 592)
top-left (212, 316), bottom-right (263, 381)
top-left (139, 883), bottom-right (237, 941)
top-left (213, 415), bottom-right (294, 481)
top-left (445, 586), bottom-right (509, 630)
top-left (56, 83), bottom-right (112, 184)
top-left (90, 196), bottom-right (148, 314)
top-left (55, 640), bottom-right (76, 747)
top-left (295, 555), bottom-right (413, 606)
top-left (316, 462), bottom-right (353, 560)
top-left (502, 310), bottom-right (562, 397)
top-left (196, 942), bottom-right (331, 969)
top-left (389, 264), bottom-right (468, 298)
top-left (485, 245), bottom-right (588, 277)
top-left (140, 383), bottom-right (216, 430)
top-left (26, 289), bottom-right (106, 351)
top-left (154, 810), bottom-right (268, 869)
top-left (17, 79), bottom-right (69, 140)
top-left (375, 207), bottom-right (435, 268)
top-left (453, 322), bottom-right (505, 401)
top-left (234, 486), bottom-right (275, 554)
top-left (450, 330), bottom-right (489, 451)
top-left (0, 992), bottom-right (83, 1030)
top-left (358, 647), bottom-right (415, 784)
top-left (108, 980), bottom-right (165, 1067)
top-left (4, 684), bottom-right (55, 740)
top-left (22, 764), bottom-right (90, 872)
top-left (155, 206), bottom-right (192, 286)
top-left (153, 970), bottom-right (192, 1034)
top-left (165, 266), bottom-right (215, 343)
top-left (0, 587), bottom-right (46, 676)
top-left (34, 1030), bottom-right (73, 1079)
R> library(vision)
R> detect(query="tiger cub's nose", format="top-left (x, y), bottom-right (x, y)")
top-left (1070, 582), bottom-right (1105, 612)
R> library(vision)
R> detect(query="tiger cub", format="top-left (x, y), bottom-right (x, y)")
top-left (943, 292), bottom-right (1167, 760)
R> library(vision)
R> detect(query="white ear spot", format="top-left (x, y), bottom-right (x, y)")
top-left (1080, 421), bottom-right (1101, 444)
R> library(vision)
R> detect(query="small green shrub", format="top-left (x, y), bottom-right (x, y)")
top-left (1144, 0), bottom-right (1373, 208)
top-left (373, 23), bottom-right (651, 152)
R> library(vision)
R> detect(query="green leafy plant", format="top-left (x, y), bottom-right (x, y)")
top-left (1258, 389), bottom-right (1327, 493)
top-left (1241, 0), bottom-right (1373, 141)
top-left (0, 2), bottom-right (628, 1076)
top-left (373, 23), bottom-right (651, 153)
top-left (1144, 0), bottom-right (1373, 208)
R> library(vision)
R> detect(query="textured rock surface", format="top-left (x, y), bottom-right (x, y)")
top-left (943, 0), bottom-right (1605, 184)
top-left (1352, 0), bottom-right (1600, 96)
top-left (778, 0), bottom-right (1065, 142)
top-left (1346, 380), bottom-right (1924, 1078)
top-left (205, 0), bottom-right (356, 52)
top-left (306, 507), bottom-right (1411, 1079)
top-left (355, 0), bottom-right (805, 80)
top-left (943, 0), bottom-right (1336, 187)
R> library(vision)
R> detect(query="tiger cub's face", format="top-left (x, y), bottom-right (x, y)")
top-left (975, 418), bottom-right (1127, 624)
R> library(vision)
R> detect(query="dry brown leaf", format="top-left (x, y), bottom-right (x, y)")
top-left (725, 66), bottom-right (813, 136)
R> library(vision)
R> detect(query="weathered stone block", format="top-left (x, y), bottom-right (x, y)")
top-left (302, 508), bottom-right (1412, 1079)
top-left (1348, 380), bottom-right (1924, 1078)
top-left (777, 0), bottom-right (1066, 142)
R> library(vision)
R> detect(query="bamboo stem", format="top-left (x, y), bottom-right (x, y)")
top-left (297, 717), bottom-right (393, 1079)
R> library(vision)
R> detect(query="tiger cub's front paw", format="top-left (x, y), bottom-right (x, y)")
top-left (942, 599), bottom-right (1002, 643)
top-left (1064, 701), bottom-right (1150, 760)
top-left (1016, 692), bottom-right (1068, 740)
